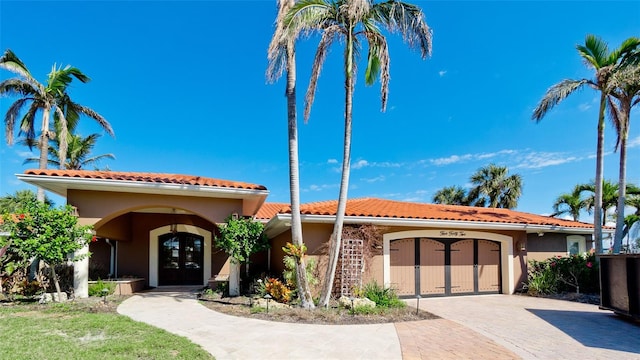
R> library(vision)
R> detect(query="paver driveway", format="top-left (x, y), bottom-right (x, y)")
top-left (411, 295), bottom-right (639, 360)
top-left (118, 289), bottom-right (639, 359)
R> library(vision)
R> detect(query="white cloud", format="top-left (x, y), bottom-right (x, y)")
top-left (430, 154), bottom-right (473, 166)
top-left (438, 70), bottom-right (447, 77)
top-left (352, 159), bottom-right (369, 169)
top-left (362, 175), bottom-right (385, 183)
top-left (514, 151), bottom-right (580, 169)
top-left (578, 103), bottom-right (591, 112)
top-left (327, 159), bottom-right (338, 164)
top-left (629, 136), bottom-right (640, 148)
top-left (305, 183), bottom-right (336, 192)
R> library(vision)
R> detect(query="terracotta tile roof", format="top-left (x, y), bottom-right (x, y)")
top-left (23, 169), bottom-right (267, 191)
top-left (255, 202), bottom-right (290, 220)
top-left (280, 198), bottom-right (597, 229)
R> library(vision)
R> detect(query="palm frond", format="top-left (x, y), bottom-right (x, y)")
top-left (54, 107), bottom-right (68, 169)
top-left (374, 0), bottom-right (432, 59)
top-left (0, 78), bottom-right (39, 97)
top-left (19, 102), bottom-right (39, 143)
top-left (266, 0), bottom-right (295, 83)
top-left (607, 37), bottom-right (640, 66)
top-left (70, 103), bottom-right (114, 136)
top-left (0, 49), bottom-right (33, 80)
top-left (3, 98), bottom-right (31, 145)
top-left (285, 0), bottom-right (335, 36)
top-left (577, 34), bottom-right (610, 69)
top-left (532, 79), bottom-right (589, 121)
top-left (304, 25), bottom-right (342, 121)
top-left (607, 96), bottom-right (623, 151)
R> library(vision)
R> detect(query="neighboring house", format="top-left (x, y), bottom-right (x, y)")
top-left (17, 169), bottom-right (610, 298)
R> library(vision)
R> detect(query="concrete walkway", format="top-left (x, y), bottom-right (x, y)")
top-left (118, 289), bottom-right (639, 359)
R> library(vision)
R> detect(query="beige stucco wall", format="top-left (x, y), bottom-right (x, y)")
top-left (271, 224), bottom-right (527, 296)
top-left (68, 189), bottom-right (243, 227)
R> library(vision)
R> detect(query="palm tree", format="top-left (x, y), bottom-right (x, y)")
top-left (284, 0), bottom-right (432, 307)
top-left (0, 190), bottom-right (52, 214)
top-left (22, 132), bottom-right (115, 170)
top-left (579, 180), bottom-right (623, 226)
top-left (432, 186), bottom-right (467, 205)
top-left (468, 164), bottom-right (522, 209)
top-left (607, 44), bottom-right (640, 252)
top-left (552, 184), bottom-right (587, 221)
top-left (0, 49), bottom-right (113, 201)
top-left (267, 0), bottom-right (315, 309)
top-left (532, 35), bottom-right (640, 254)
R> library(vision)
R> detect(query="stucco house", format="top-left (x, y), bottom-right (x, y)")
top-left (17, 169), bottom-right (609, 298)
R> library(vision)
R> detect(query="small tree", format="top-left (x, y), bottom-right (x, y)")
top-left (1, 201), bottom-right (92, 301)
top-left (214, 215), bottom-right (269, 295)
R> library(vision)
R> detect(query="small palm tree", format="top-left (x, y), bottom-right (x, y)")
top-left (468, 164), bottom-right (522, 209)
top-left (578, 180), bottom-right (625, 226)
top-left (22, 132), bottom-right (114, 170)
top-left (0, 49), bottom-right (113, 201)
top-left (284, 0), bottom-right (432, 307)
top-left (551, 185), bottom-right (588, 222)
top-left (432, 186), bottom-right (467, 205)
top-left (532, 35), bottom-right (640, 253)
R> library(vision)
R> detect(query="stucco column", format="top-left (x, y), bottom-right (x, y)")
top-left (229, 260), bottom-right (240, 296)
top-left (73, 243), bottom-right (89, 298)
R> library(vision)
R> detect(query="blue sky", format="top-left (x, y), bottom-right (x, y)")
top-left (1, 0), bottom-right (639, 221)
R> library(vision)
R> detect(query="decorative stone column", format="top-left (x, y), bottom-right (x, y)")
top-left (229, 260), bottom-right (240, 296)
top-left (73, 243), bottom-right (89, 298)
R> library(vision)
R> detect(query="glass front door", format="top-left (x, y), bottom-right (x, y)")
top-left (158, 232), bottom-right (204, 285)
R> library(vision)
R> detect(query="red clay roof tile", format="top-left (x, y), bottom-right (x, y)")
top-left (277, 198), bottom-right (597, 229)
top-left (255, 202), bottom-right (290, 220)
top-left (23, 169), bottom-right (267, 191)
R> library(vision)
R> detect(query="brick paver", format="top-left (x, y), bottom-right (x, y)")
top-left (395, 319), bottom-right (519, 359)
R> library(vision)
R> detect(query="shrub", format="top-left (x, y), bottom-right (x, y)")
top-left (527, 252), bottom-right (599, 295)
top-left (283, 255), bottom-right (318, 290)
top-left (361, 282), bottom-right (405, 308)
top-left (264, 278), bottom-right (292, 303)
top-left (88, 279), bottom-right (116, 297)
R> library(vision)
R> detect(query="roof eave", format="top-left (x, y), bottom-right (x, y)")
top-left (16, 174), bottom-right (269, 214)
top-left (265, 213), bottom-right (604, 237)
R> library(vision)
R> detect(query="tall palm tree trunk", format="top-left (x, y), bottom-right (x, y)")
top-left (36, 107), bottom-right (52, 202)
top-left (319, 28), bottom-right (355, 307)
top-left (286, 34), bottom-right (315, 309)
top-left (594, 93), bottom-right (606, 254)
top-left (613, 100), bottom-right (631, 253)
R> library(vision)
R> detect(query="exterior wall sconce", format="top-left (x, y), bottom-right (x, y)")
top-left (518, 241), bottom-right (526, 252)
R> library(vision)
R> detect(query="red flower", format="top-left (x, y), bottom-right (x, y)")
top-left (550, 262), bottom-right (556, 267)
top-left (91, 236), bottom-right (98, 242)
top-left (586, 262), bottom-right (593, 268)
top-left (18, 214), bottom-right (25, 220)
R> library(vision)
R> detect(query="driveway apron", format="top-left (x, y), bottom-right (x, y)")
top-left (412, 295), bottom-right (640, 360)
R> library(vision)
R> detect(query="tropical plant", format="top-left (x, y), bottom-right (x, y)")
top-left (607, 44), bottom-right (640, 252)
top-left (267, 0), bottom-right (316, 309)
top-left (0, 49), bottom-right (113, 201)
top-left (1, 201), bottom-right (93, 301)
top-left (283, 255), bottom-right (318, 291)
top-left (468, 164), bottom-right (522, 209)
top-left (0, 189), bottom-right (52, 213)
top-left (360, 282), bottom-right (405, 308)
top-left (432, 186), bottom-right (467, 205)
top-left (21, 132), bottom-right (114, 170)
top-left (284, 0), bottom-right (432, 307)
top-left (264, 277), bottom-right (292, 303)
top-left (551, 184), bottom-right (588, 221)
top-left (532, 35), bottom-right (640, 253)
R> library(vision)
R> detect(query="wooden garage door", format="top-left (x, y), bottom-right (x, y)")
top-left (450, 239), bottom-right (474, 294)
top-left (419, 239), bottom-right (445, 295)
top-left (478, 240), bottom-right (500, 292)
top-left (390, 239), bottom-right (415, 296)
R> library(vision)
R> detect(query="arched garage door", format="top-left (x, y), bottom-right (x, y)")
top-left (390, 238), bottom-right (500, 297)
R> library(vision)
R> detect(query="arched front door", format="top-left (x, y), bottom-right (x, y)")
top-left (158, 232), bottom-right (204, 285)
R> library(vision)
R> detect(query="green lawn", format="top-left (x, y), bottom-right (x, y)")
top-left (0, 301), bottom-right (213, 360)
